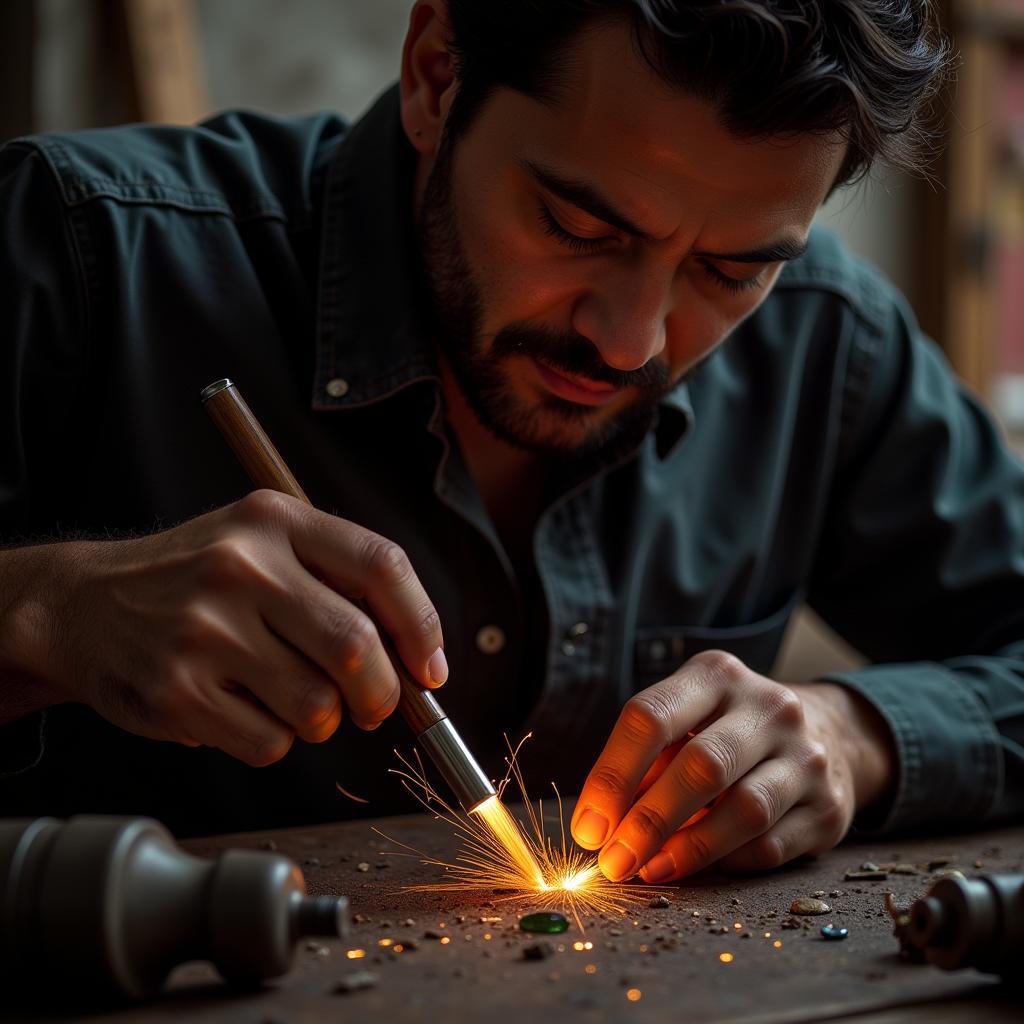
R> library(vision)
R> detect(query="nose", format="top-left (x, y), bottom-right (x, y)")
top-left (570, 263), bottom-right (671, 371)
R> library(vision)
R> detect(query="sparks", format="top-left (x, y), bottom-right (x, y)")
top-left (376, 734), bottom-right (669, 930)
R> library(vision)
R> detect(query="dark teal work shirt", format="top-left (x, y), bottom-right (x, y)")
top-left (1, 88), bottom-right (1022, 837)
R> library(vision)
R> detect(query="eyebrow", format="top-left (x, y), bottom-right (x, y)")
top-left (522, 158), bottom-right (808, 265)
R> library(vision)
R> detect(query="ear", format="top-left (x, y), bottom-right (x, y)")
top-left (400, 0), bottom-right (458, 155)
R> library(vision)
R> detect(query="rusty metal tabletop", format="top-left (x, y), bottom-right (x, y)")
top-left (8, 806), bottom-right (1024, 1024)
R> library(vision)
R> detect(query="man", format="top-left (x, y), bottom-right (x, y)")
top-left (0, 1), bottom-right (1020, 886)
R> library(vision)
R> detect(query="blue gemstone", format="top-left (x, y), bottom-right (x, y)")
top-left (821, 924), bottom-right (849, 941)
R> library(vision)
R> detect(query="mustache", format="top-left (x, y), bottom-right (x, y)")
top-left (490, 324), bottom-right (670, 394)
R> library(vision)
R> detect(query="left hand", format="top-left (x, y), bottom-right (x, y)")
top-left (569, 650), bottom-right (895, 882)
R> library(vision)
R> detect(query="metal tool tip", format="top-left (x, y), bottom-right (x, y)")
top-left (199, 378), bottom-right (234, 403)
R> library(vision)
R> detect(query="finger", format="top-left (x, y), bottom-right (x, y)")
top-left (636, 758), bottom-right (804, 883)
top-left (602, 710), bottom-right (772, 880)
top-left (284, 507), bottom-right (447, 689)
top-left (571, 663), bottom-right (726, 852)
top-left (184, 681), bottom-right (296, 768)
top-left (716, 804), bottom-right (836, 874)
top-left (238, 629), bottom-right (342, 743)
top-left (257, 571), bottom-right (401, 730)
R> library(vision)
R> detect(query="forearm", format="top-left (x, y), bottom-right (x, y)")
top-left (0, 543), bottom-right (71, 724)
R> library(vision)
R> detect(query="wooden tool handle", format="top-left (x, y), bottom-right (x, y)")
top-left (200, 379), bottom-right (444, 733)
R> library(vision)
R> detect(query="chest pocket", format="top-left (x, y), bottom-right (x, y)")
top-left (633, 595), bottom-right (798, 689)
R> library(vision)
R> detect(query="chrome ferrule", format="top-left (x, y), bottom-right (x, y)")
top-left (416, 718), bottom-right (496, 811)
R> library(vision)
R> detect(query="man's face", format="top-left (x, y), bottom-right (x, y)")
top-left (416, 20), bottom-right (846, 458)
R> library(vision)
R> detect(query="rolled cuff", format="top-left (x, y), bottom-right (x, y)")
top-left (820, 664), bottom-right (1002, 835)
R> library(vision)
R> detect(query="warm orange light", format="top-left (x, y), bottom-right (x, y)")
top-left (626, 988), bottom-right (642, 1002)
top-left (377, 938), bottom-right (394, 947)
top-left (584, 963), bottom-right (597, 974)
top-left (719, 952), bottom-right (734, 963)
top-left (471, 795), bottom-right (546, 888)
top-left (773, 940), bottom-right (783, 949)
top-left (380, 735), bottom-right (672, 930)
top-left (440, 936), bottom-right (451, 945)
top-left (345, 949), bottom-right (366, 959)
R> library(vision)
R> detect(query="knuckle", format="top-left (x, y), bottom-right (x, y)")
top-left (734, 781), bottom-right (777, 835)
top-left (295, 682), bottom-right (339, 729)
top-left (585, 764), bottom-right (630, 800)
top-left (361, 678), bottom-right (401, 724)
top-left (681, 827), bottom-right (715, 868)
top-left (195, 538), bottom-right (266, 591)
top-left (751, 833), bottom-right (786, 869)
top-left (803, 740), bottom-right (829, 778)
top-left (626, 803), bottom-right (672, 846)
top-left (172, 603), bottom-right (227, 657)
top-left (362, 535), bottom-right (413, 588)
top-left (324, 609), bottom-right (379, 672)
top-left (764, 685), bottom-right (804, 729)
top-left (620, 693), bottom-right (673, 747)
top-left (691, 648), bottom-right (744, 682)
top-left (415, 603), bottom-right (442, 643)
top-left (236, 488), bottom-right (292, 525)
top-left (242, 728), bottom-right (294, 768)
top-left (677, 733), bottom-right (736, 793)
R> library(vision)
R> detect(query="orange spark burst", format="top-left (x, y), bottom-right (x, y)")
top-left (375, 734), bottom-right (670, 930)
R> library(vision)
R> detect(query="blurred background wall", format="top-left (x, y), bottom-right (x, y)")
top-left (2, 0), bottom-right (1022, 679)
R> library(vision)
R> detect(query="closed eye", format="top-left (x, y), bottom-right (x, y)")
top-left (537, 203), bottom-right (612, 254)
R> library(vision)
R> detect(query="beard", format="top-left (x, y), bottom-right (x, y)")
top-left (416, 139), bottom-right (681, 460)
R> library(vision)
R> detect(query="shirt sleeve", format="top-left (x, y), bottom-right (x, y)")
top-left (0, 141), bottom-right (88, 775)
top-left (807, 286), bottom-right (1024, 835)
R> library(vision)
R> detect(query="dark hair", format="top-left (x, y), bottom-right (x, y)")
top-left (442, 0), bottom-right (954, 186)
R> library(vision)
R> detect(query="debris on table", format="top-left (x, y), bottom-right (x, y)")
top-left (821, 925), bottom-right (849, 941)
top-left (790, 898), bottom-right (831, 915)
top-left (520, 911), bottom-right (569, 934)
top-left (334, 970), bottom-right (380, 993)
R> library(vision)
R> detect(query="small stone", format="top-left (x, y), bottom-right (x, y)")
top-left (519, 912), bottom-right (569, 934)
top-left (356, 862), bottom-right (370, 872)
top-left (821, 924), bottom-right (849, 941)
top-left (932, 868), bottom-right (965, 880)
top-left (844, 870), bottom-right (888, 881)
top-left (400, 918), bottom-right (416, 927)
top-left (711, 926), bottom-right (729, 935)
top-left (730, 897), bottom-right (741, 905)
top-left (860, 861), bottom-right (880, 871)
top-left (812, 890), bottom-right (825, 898)
top-left (691, 911), bottom-right (701, 918)
top-left (974, 859), bottom-right (984, 869)
top-left (334, 971), bottom-right (379, 994)
top-left (609, 928), bottom-right (623, 936)
top-left (522, 941), bottom-right (556, 961)
top-left (781, 917), bottom-right (802, 930)
top-left (927, 856), bottom-right (952, 870)
top-left (829, 891), bottom-right (842, 898)
top-left (649, 895), bottom-right (671, 909)
top-left (353, 913), bottom-right (369, 924)
top-left (790, 898), bottom-right (830, 915)
top-left (303, 856), bottom-right (320, 867)
top-left (891, 864), bottom-right (919, 875)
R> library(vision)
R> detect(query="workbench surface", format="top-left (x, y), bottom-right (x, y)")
top-left (10, 807), bottom-right (1023, 1024)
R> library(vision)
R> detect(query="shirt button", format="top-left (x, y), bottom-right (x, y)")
top-left (561, 621), bottom-right (589, 656)
top-left (475, 625), bottom-right (506, 655)
top-left (325, 377), bottom-right (349, 398)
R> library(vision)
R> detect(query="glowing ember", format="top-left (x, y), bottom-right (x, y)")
top-left (626, 988), bottom-right (642, 1002)
top-left (719, 952), bottom-right (734, 963)
top-left (345, 949), bottom-right (366, 959)
top-left (377, 735), bottom-right (670, 929)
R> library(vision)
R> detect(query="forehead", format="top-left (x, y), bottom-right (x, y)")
top-left (468, 20), bottom-right (846, 239)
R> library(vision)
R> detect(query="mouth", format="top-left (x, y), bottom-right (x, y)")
top-left (533, 358), bottom-right (624, 407)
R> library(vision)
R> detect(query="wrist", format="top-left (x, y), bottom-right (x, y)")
top-left (0, 542), bottom-right (78, 720)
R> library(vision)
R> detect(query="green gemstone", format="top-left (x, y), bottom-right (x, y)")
top-left (519, 912), bottom-right (569, 934)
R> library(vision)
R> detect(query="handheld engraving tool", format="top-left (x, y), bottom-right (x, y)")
top-left (200, 378), bottom-right (497, 813)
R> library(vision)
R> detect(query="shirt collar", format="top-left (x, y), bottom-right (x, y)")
top-left (312, 85), bottom-right (693, 459)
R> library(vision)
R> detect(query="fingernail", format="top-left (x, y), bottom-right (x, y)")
top-left (599, 841), bottom-right (637, 882)
top-left (427, 647), bottom-right (448, 686)
top-left (641, 851), bottom-right (675, 884)
top-left (573, 808), bottom-right (608, 847)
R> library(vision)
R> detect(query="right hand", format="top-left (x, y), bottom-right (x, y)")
top-left (14, 490), bottom-right (446, 765)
